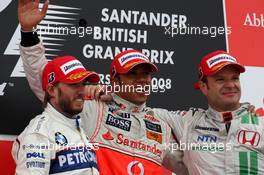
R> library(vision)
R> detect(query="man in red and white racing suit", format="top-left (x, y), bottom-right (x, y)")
top-left (19, 34), bottom-right (186, 174)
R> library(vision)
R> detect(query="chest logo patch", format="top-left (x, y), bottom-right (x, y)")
top-left (237, 130), bottom-right (260, 147)
top-left (55, 132), bottom-right (68, 146)
top-left (106, 114), bottom-right (131, 131)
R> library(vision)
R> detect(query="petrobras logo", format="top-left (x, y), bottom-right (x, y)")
top-left (118, 52), bottom-right (149, 66)
top-left (50, 148), bottom-right (98, 174)
top-left (60, 60), bottom-right (84, 75)
top-left (237, 130), bottom-right (260, 147)
top-left (0, 0), bottom-right (12, 13)
top-left (57, 150), bottom-right (96, 167)
top-left (106, 113), bottom-right (131, 131)
top-left (206, 54), bottom-right (237, 68)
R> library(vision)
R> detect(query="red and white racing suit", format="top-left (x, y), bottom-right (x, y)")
top-left (19, 32), bottom-right (187, 175)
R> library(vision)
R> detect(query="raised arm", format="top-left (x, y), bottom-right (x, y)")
top-left (18, 0), bottom-right (49, 101)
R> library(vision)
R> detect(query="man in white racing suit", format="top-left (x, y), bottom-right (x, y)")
top-left (12, 55), bottom-right (100, 174)
top-left (158, 50), bottom-right (264, 174)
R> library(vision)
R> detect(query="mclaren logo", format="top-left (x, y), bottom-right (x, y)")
top-left (4, 3), bottom-right (81, 78)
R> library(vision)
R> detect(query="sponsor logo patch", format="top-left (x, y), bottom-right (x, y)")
top-left (26, 161), bottom-right (45, 169)
top-left (102, 130), bottom-right (114, 140)
top-left (116, 133), bottom-right (162, 157)
top-left (60, 60), bottom-right (84, 75)
top-left (49, 148), bottom-right (98, 174)
top-left (108, 107), bottom-right (131, 118)
top-left (144, 114), bottom-right (160, 122)
top-left (197, 134), bottom-right (217, 143)
top-left (222, 112), bottom-right (233, 123)
top-left (144, 120), bottom-right (162, 133)
top-left (206, 54), bottom-right (237, 68)
top-left (146, 130), bottom-right (162, 144)
top-left (55, 132), bottom-right (68, 146)
top-left (118, 53), bottom-right (149, 66)
top-left (22, 144), bottom-right (48, 150)
top-left (237, 130), bottom-right (260, 147)
top-left (26, 152), bottom-right (45, 159)
top-left (48, 72), bottom-right (55, 83)
top-left (106, 114), bottom-right (131, 131)
top-left (194, 125), bottom-right (219, 132)
top-left (127, 161), bottom-right (144, 175)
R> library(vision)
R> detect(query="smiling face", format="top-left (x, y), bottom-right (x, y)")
top-left (199, 65), bottom-right (241, 111)
top-left (113, 64), bottom-right (152, 105)
top-left (48, 82), bottom-right (85, 117)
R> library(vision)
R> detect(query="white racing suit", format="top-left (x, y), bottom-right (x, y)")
top-left (158, 104), bottom-right (264, 174)
top-left (19, 38), bottom-right (187, 174)
top-left (12, 103), bottom-right (99, 175)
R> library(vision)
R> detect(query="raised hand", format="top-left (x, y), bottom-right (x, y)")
top-left (84, 85), bottom-right (113, 102)
top-left (18, 0), bottom-right (49, 31)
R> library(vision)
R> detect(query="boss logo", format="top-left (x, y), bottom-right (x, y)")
top-left (106, 114), bottom-right (131, 131)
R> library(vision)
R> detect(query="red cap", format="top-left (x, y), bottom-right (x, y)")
top-left (110, 50), bottom-right (158, 78)
top-left (42, 56), bottom-right (99, 91)
top-left (194, 50), bottom-right (245, 89)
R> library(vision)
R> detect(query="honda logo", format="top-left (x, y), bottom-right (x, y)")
top-left (237, 130), bottom-right (260, 147)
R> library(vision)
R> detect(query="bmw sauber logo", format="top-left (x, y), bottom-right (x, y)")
top-left (55, 132), bottom-right (68, 146)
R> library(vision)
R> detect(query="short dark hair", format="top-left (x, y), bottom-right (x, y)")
top-left (201, 76), bottom-right (208, 84)
top-left (43, 83), bottom-right (58, 108)
top-left (43, 91), bottom-right (51, 108)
